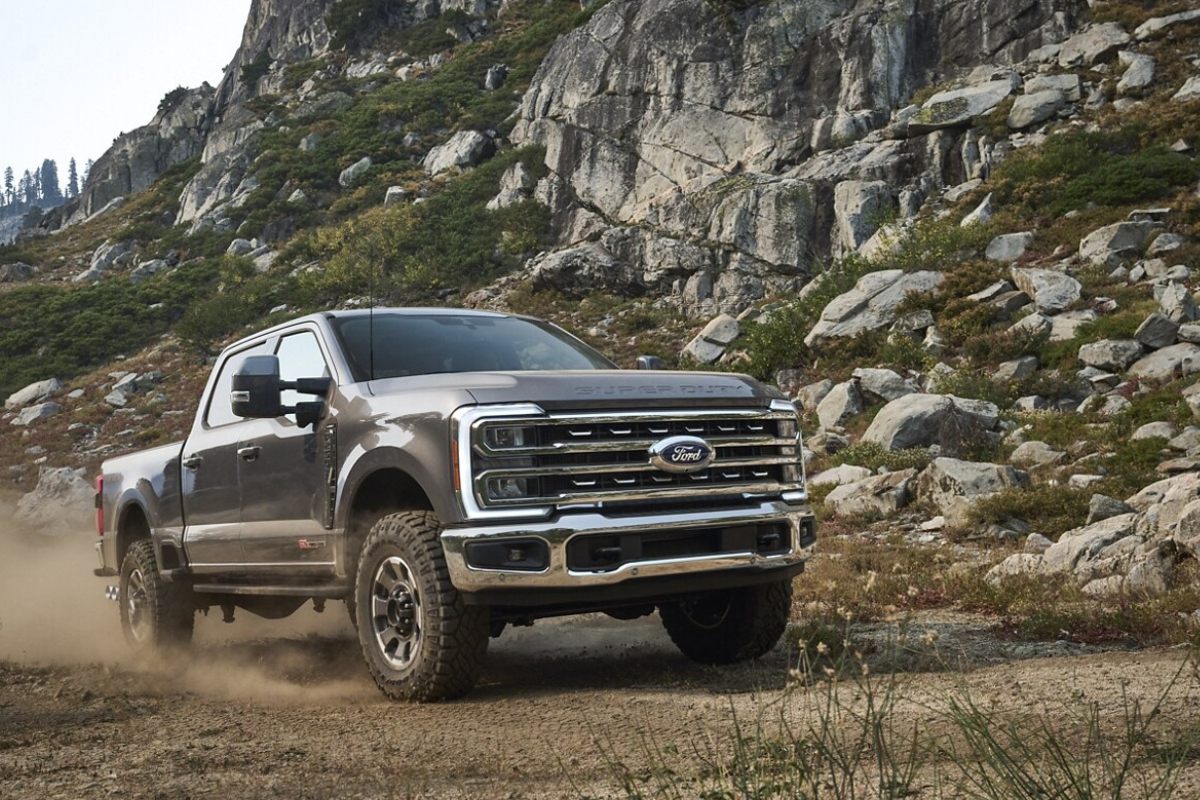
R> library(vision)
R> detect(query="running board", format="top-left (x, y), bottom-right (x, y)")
top-left (192, 584), bottom-right (350, 597)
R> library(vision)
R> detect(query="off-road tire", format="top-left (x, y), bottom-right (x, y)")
top-left (355, 511), bottom-right (488, 701)
top-left (659, 578), bottom-right (792, 665)
top-left (119, 539), bottom-right (195, 651)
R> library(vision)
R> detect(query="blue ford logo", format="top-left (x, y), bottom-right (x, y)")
top-left (648, 436), bottom-right (715, 474)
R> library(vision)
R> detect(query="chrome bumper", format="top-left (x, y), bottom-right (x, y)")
top-left (440, 500), bottom-right (815, 594)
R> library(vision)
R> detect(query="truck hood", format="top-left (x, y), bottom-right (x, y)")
top-left (459, 370), bottom-right (781, 411)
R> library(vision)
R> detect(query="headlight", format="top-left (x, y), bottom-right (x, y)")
top-left (487, 477), bottom-right (540, 501)
top-left (484, 424), bottom-right (537, 450)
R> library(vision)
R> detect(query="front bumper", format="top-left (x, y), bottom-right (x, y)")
top-left (440, 500), bottom-right (815, 597)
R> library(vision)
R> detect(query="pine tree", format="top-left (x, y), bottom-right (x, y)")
top-left (19, 170), bottom-right (34, 206)
top-left (2, 167), bottom-right (11, 208)
top-left (83, 158), bottom-right (94, 186)
top-left (40, 159), bottom-right (62, 204)
top-left (67, 158), bottom-right (79, 198)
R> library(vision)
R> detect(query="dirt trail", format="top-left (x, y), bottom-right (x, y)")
top-left (3, 515), bottom-right (1200, 799)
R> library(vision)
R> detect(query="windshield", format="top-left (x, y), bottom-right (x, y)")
top-left (332, 313), bottom-right (616, 381)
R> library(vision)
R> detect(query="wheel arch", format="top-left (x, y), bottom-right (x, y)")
top-left (342, 462), bottom-right (437, 575)
top-left (116, 499), bottom-right (152, 568)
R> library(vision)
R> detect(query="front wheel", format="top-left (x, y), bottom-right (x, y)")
top-left (355, 511), bottom-right (489, 701)
top-left (659, 578), bottom-right (793, 665)
top-left (119, 539), bottom-right (195, 651)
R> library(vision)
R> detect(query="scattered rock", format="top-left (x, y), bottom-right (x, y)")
top-left (851, 368), bottom-right (916, 402)
top-left (423, 130), bottom-right (496, 176)
top-left (816, 381), bottom-right (863, 430)
top-left (804, 270), bottom-right (944, 346)
top-left (5, 379), bottom-right (63, 410)
top-left (985, 232), bottom-right (1034, 262)
top-left (11, 402), bottom-right (61, 427)
top-left (1135, 313), bottom-right (1180, 349)
top-left (1010, 441), bottom-right (1066, 469)
top-left (338, 156), bottom-right (372, 188)
top-left (1010, 268), bottom-right (1081, 313)
top-left (13, 467), bottom-right (95, 530)
top-left (861, 394), bottom-right (999, 451)
top-left (916, 457), bottom-right (1029, 526)
top-left (1077, 339), bottom-right (1143, 371)
top-left (824, 469), bottom-right (918, 517)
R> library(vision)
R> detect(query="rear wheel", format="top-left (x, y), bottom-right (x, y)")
top-left (119, 540), bottom-right (195, 651)
top-left (355, 511), bottom-right (489, 701)
top-left (659, 578), bottom-right (792, 665)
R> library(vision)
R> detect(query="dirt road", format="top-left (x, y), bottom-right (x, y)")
top-left (3, 522), bottom-right (1199, 799)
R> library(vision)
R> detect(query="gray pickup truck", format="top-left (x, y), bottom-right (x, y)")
top-left (96, 308), bottom-right (816, 700)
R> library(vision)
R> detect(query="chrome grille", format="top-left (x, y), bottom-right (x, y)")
top-left (462, 407), bottom-right (803, 514)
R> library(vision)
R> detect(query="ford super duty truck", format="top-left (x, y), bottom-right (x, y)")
top-left (95, 308), bottom-right (816, 700)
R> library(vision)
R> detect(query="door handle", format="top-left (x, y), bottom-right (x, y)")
top-left (238, 446), bottom-right (261, 462)
top-left (182, 455), bottom-right (203, 469)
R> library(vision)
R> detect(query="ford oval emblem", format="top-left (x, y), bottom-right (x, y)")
top-left (648, 436), bottom-right (715, 474)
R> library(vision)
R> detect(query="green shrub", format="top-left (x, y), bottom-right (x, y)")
top-left (0, 259), bottom-right (221, 398)
top-left (327, 0), bottom-right (406, 50)
top-left (830, 441), bottom-right (932, 473)
top-left (157, 86), bottom-right (188, 115)
top-left (994, 129), bottom-right (1200, 216)
top-left (966, 483), bottom-right (1092, 539)
top-left (240, 50), bottom-right (273, 88)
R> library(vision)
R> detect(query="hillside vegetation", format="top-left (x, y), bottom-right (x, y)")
top-left (3, 0), bottom-right (1200, 649)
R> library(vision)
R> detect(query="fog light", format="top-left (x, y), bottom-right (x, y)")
top-left (465, 539), bottom-right (549, 571)
top-left (488, 477), bottom-right (537, 501)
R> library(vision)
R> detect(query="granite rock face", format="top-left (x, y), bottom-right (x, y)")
top-left (512, 0), bottom-right (1082, 295)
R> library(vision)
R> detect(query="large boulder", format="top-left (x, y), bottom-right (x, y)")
top-left (824, 469), bottom-right (918, 517)
top-left (1007, 90), bottom-right (1065, 130)
top-left (1135, 313), bottom-right (1179, 349)
top-left (1057, 22), bottom-right (1131, 67)
top-left (0, 262), bottom-right (37, 282)
top-left (1079, 220), bottom-right (1157, 265)
top-left (816, 381), bottom-right (863, 430)
top-left (909, 79), bottom-right (1016, 134)
top-left (14, 467), bottom-right (95, 531)
top-left (1117, 51), bottom-right (1156, 94)
top-left (1159, 283), bottom-right (1200, 323)
top-left (804, 270), bottom-right (944, 347)
top-left (985, 232), bottom-right (1034, 262)
top-left (682, 314), bottom-right (739, 363)
top-left (5, 378), bottom-right (62, 410)
top-left (1010, 267), bottom-right (1081, 313)
top-left (11, 402), bottom-right (61, 427)
top-left (852, 367), bottom-right (917, 402)
top-left (423, 131), bottom-right (496, 176)
top-left (1077, 339), bottom-right (1143, 371)
top-left (338, 157), bottom-right (372, 188)
top-left (1128, 343), bottom-right (1200, 382)
top-left (916, 457), bottom-right (1030, 526)
top-left (833, 181), bottom-right (896, 257)
top-left (861, 393), bottom-right (999, 451)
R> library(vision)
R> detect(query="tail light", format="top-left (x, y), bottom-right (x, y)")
top-left (95, 475), bottom-right (104, 536)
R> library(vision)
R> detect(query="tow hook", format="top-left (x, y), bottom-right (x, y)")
top-left (105, 585), bottom-right (120, 602)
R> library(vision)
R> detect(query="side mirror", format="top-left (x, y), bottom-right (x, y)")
top-left (636, 355), bottom-right (666, 370)
top-left (232, 355), bottom-right (333, 427)
top-left (232, 355), bottom-right (283, 418)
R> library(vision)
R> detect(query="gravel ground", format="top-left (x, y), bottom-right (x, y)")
top-left (4, 522), bottom-right (1200, 799)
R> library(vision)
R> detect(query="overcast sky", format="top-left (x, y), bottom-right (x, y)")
top-left (0, 0), bottom-right (250, 183)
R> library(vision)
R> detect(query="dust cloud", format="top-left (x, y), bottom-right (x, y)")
top-left (0, 496), bottom-right (677, 704)
top-left (0, 498), bottom-right (371, 703)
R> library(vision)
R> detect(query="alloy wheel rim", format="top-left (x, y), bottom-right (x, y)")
top-left (371, 555), bottom-right (423, 670)
top-left (126, 568), bottom-right (150, 643)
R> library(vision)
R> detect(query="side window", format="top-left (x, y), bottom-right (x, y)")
top-left (276, 331), bottom-right (331, 409)
top-left (205, 342), bottom-right (271, 428)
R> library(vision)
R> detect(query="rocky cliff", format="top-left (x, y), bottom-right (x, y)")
top-left (509, 0), bottom-right (1085, 316)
